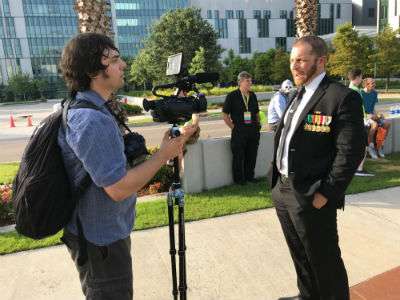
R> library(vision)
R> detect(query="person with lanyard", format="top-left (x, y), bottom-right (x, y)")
top-left (223, 71), bottom-right (261, 185)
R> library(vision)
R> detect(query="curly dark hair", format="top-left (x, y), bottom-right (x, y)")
top-left (59, 33), bottom-right (118, 95)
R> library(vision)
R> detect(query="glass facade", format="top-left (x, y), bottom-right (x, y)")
top-left (1, 0), bottom-right (23, 81)
top-left (114, 0), bottom-right (188, 57)
top-left (22, 0), bottom-right (77, 82)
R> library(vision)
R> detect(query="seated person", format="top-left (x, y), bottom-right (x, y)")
top-left (361, 78), bottom-right (391, 158)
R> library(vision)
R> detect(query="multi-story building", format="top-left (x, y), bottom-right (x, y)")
top-left (0, 0), bottom-right (78, 86)
top-left (352, 0), bottom-right (377, 26)
top-left (113, 0), bottom-right (187, 57)
top-left (377, 0), bottom-right (400, 31)
top-left (192, 0), bottom-right (352, 57)
top-left (0, 0), bottom-right (352, 85)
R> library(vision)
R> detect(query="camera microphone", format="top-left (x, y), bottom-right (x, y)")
top-left (184, 72), bottom-right (219, 84)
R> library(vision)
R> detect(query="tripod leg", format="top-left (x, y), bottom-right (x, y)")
top-left (167, 193), bottom-right (178, 300)
top-left (178, 199), bottom-right (187, 300)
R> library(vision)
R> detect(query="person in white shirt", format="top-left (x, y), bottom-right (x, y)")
top-left (267, 36), bottom-right (365, 300)
top-left (267, 79), bottom-right (294, 131)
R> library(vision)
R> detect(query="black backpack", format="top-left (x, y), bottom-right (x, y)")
top-left (12, 99), bottom-right (99, 239)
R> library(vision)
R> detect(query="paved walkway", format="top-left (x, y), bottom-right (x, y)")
top-left (0, 187), bottom-right (399, 300)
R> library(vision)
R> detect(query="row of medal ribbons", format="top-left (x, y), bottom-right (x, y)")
top-left (304, 113), bottom-right (332, 133)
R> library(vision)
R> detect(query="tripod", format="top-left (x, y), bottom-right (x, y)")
top-left (167, 124), bottom-right (187, 300)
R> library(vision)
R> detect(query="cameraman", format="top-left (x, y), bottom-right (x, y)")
top-left (58, 33), bottom-right (196, 300)
top-left (223, 71), bottom-right (261, 185)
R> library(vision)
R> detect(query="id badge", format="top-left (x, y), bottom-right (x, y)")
top-left (244, 112), bottom-right (252, 124)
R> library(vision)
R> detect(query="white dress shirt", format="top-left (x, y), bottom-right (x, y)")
top-left (268, 91), bottom-right (288, 124)
top-left (277, 72), bottom-right (326, 176)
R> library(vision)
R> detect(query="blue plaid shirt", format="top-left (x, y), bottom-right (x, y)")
top-left (58, 90), bottom-right (136, 246)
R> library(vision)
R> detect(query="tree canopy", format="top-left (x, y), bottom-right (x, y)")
top-left (328, 23), bottom-right (374, 78)
top-left (372, 26), bottom-right (400, 90)
top-left (130, 8), bottom-right (222, 85)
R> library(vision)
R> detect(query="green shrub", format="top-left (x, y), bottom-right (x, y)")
top-left (121, 103), bottom-right (143, 116)
top-left (0, 184), bottom-right (14, 225)
top-left (146, 146), bottom-right (174, 191)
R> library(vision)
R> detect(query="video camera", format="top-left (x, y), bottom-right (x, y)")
top-left (142, 53), bottom-right (219, 124)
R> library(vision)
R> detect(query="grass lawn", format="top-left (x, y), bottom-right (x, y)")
top-left (0, 162), bottom-right (19, 184)
top-left (1, 153), bottom-right (400, 255)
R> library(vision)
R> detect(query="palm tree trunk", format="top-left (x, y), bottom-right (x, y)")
top-left (295, 0), bottom-right (318, 37)
top-left (74, 0), bottom-right (113, 36)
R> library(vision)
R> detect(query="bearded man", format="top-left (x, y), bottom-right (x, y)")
top-left (267, 36), bottom-right (365, 300)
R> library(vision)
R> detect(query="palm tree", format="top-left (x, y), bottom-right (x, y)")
top-left (295, 0), bottom-right (318, 37)
top-left (74, 0), bottom-right (113, 36)
top-left (74, 0), bottom-right (127, 124)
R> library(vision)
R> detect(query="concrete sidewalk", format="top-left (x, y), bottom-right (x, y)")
top-left (0, 187), bottom-right (399, 300)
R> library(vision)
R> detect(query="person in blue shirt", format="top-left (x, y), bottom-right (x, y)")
top-left (58, 33), bottom-right (196, 300)
top-left (361, 78), bottom-right (391, 158)
top-left (267, 79), bottom-right (294, 131)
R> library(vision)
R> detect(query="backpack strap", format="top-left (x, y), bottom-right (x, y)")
top-left (60, 98), bottom-right (102, 266)
top-left (104, 100), bottom-right (133, 134)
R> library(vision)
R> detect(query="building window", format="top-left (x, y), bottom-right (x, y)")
top-left (275, 37), bottom-right (286, 51)
top-left (263, 10), bottom-right (271, 19)
top-left (289, 10), bottom-right (294, 19)
top-left (336, 4), bottom-right (341, 18)
top-left (368, 8), bottom-right (375, 18)
top-left (253, 10), bottom-right (261, 19)
top-left (257, 18), bottom-right (269, 37)
top-left (2, 0), bottom-right (10, 16)
top-left (238, 18), bottom-right (247, 38)
top-left (116, 19), bottom-right (138, 27)
top-left (115, 3), bottom-right (138, 10)
top-left (215, 18), bottom-right (228, 38)
top-left (287, 19), bottom-right (296, 37)
top-left (318, 18), bottom-right (334, 35)
top-left (280, 10), bottom-right (287, 19)
top-left (239, 38), bottom-right (251, 54)
top-left (330, 4), bottom-right (334, 19)
top-left (225, 10), bottom-right (234, 19)
top-left (207, 10), bottom-right (212, 19)
top-left (214, 10), bottom-right (219, 19)
top-left (236, 10), bottom-right (244, 19)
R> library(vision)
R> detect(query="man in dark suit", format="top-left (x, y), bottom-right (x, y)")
top-left (268, 36), bottom-right (365, 300)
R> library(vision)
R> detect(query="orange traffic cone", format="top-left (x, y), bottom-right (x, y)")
top-left (9, 114), bottom-right (15, 128)
top-left (27, 115), bottom-right (33, 127)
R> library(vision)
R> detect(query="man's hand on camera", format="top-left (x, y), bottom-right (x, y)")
top-left (182, 124), bottom-right (200, 145)
top-left (181, 124), bottom-right (199, 142)
top-left (158, 130), bottom-right (185, 161)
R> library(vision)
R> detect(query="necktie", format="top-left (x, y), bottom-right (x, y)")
top-left (276, 86), bottom-right (305, 171)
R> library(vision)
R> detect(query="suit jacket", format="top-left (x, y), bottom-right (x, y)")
top-left (267, 75), bottom-right (366, 208)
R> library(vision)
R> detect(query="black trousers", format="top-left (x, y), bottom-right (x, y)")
top-left (271, 177), bottom-right (349, 300)
top-left (230, 126), bottom-right (260, 183)
top-left (62, 230), bottom-right (133, 300)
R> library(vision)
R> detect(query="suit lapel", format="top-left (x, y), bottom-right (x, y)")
top-left (292, 76), bottom-right (330, 134)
